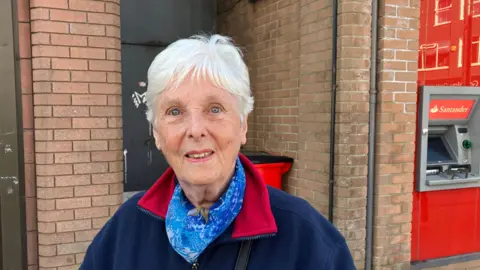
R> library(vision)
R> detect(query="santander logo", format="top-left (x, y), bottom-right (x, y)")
top-left (430, 104), bottom-right (469, 114)
top-left (429, 99), bottom-right (476, 120)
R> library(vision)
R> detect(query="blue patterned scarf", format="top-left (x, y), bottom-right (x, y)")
top-left (165, 157), bottom-right (246, 264)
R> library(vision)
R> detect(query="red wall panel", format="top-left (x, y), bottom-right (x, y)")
top-left (413, 0), bottom-right (480, 261)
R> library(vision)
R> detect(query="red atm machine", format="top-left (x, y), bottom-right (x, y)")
top-left (412, 0), bottom-right (480, 262)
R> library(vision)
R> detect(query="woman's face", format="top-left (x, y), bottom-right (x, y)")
top-left (153, 76), bottom-right (248, 186)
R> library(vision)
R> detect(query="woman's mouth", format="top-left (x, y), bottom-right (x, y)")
top-left (185, 151), bottom-right (214, 160)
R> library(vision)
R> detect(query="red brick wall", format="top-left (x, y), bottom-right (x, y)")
top-left (29, 0), bottom-right (123, 268)
top-left (374, 0), bottom-right (419, 267)
top-left (217, 0), bottom-right (369, 268)
top-left (17, 0), bottom-right (38, 268)
top-left (218, 0), bottom-right (300, 163)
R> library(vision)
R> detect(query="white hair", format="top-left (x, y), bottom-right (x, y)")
top-left (145, 34), bottom-right (254, 124)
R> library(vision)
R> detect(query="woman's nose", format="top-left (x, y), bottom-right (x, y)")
top-left (186, 111), bottom-right (207, 140)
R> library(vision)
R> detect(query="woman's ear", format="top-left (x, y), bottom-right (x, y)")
top-left (240, 115), bottom-right (248, 145)
top-left (153, 128), bottom-right (162, 150)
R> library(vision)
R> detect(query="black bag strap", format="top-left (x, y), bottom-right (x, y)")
top-left (234, 240), bottom-right (253, 270)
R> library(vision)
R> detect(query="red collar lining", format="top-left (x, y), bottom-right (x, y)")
top-left (137, 154), bottom-right (278, 238)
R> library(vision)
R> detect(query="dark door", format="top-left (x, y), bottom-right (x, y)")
top-left (0, 0), bottom-right (27, 268)
top-left (120, 0), bottom-right (217, 45)
top-left (121, 45), bottom-right (170, 192)
top-left (120, 0), bottom-right (217, 192)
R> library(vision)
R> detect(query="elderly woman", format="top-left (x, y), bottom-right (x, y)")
top-left (80, 34), bottom-right (355, 270)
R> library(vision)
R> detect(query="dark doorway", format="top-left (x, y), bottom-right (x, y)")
top-left (120, 0), bottom-right (216, 192)
top-left (0, 0), bottom-right (28, 268)
top-left (121, 44), bottom-right (169, 192)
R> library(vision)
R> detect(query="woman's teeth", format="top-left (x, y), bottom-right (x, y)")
top-left (186, 152), bottom-right (213, 159)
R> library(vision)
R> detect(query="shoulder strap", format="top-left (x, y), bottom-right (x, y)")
top-left (234, 240), bottom-right (253, 270)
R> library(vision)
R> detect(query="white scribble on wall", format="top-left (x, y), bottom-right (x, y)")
top-left (132, 91), bottom-right (147, 108)
top-left (132, 81), bottom-right (147, 108)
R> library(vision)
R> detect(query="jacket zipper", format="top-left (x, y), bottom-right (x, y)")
top-left (192, 261), bottom-right (199, 270)
top-left (137, 205), bottom-right (165, 221)
top-left (234, 233), bottom-right (276, 242)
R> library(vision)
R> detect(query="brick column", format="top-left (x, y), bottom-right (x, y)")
top-left (374, 0), bottom-right (419, 267)
top-left (17, 0), bottom-right (39, 268)
top-left (30, 0), bottom-right (123, 268)
top-left (332, 0), bottom-right (373, 268)
top-left (297, 0), bottom-right (334, 212)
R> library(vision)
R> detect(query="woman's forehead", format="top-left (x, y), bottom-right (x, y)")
top-left (159, 78), bottom-right (235, 105)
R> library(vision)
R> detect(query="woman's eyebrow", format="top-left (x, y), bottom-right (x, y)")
top-left (159, 95), bottom-right (227, 109)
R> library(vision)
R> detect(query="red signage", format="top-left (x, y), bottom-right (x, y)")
top-left (429, 99), bottom-right (476, 120)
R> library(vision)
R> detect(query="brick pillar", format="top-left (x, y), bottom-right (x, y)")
top-left (297, 0), bottom-right (333, 215)
top-left (30, 0), bottom-right (123, 268)
top-left (374, 0), bottom-right (419, 267)
top-left (17, 0), bottom-right (39, 268)
top-left (332, 0), bottom-right (372, 268)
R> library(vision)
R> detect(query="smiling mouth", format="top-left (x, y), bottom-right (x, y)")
top-left (185, 151), bottom-right (214, 160)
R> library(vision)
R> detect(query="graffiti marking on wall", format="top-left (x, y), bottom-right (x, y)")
top-left (132, 81), bottom-right (148, 109)
top-left (132, 91), bottom-right (147, 108)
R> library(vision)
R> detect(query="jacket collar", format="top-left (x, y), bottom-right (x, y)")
top-left (137, 153), bottom-right (278, 239)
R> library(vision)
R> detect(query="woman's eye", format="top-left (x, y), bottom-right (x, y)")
top-left (168, 108), bottom-right (181, 116)
top-left (210, 107), bottom-right (222, 114)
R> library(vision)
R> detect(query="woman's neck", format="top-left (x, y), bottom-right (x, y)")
top-left (179, 177), bottom-right (231, 209)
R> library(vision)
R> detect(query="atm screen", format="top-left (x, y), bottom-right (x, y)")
top-left (427, 137), bottom-right (454, 164)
